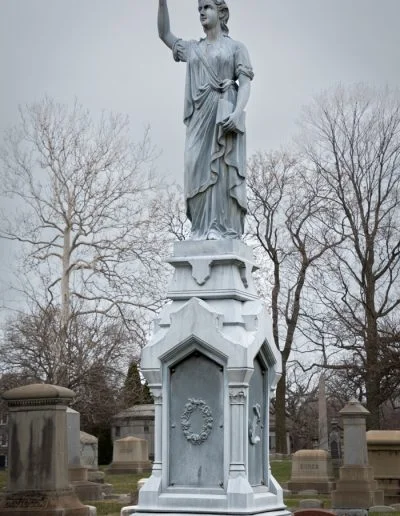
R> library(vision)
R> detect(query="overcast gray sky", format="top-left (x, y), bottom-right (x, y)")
top-left (1, 0), bottom-right (400, 311)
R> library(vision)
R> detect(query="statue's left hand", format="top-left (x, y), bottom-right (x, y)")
top-left (221, 112), bottom-right (241, 133)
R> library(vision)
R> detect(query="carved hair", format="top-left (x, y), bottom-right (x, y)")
top-left (213, 0), bottom-right (230, 34)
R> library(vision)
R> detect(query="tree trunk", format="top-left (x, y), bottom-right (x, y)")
top-left (275, 368), bottom-right (287, 454)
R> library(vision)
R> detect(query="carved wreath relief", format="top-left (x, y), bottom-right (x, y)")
top-left (181, 398), bottom-right (213, 445)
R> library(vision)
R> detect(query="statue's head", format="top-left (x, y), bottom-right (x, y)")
top-left (198, 0), bottom-right (230, 35)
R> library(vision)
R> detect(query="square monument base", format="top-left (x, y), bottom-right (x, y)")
top-left (332, 466), bottom-right (384, 509)
top-left (0, 489), bottom-right (91, 516)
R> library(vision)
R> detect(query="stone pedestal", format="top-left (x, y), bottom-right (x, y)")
top-left (367, 430), bottom-right (400, 504)
top-left (0, 384), bottom-right (90, 515)
top-left (108, 436), bottom-right (152, 474)
top-left (132, 241), bottom-right (290, 516)
top-left (287, 450), bottom-right (334, 494)
top-left (68, 466), bottom-right (103, 503)
top-left (67, 408), bottom-right (102, 502)
top-left (332, 399), bottom-right (383, 509)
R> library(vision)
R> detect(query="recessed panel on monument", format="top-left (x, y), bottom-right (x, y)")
top-left (248, 355), bottom-right (267, 487)
top-left (169, 351), bottom-right (224, 488)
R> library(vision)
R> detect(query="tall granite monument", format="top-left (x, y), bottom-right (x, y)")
top-left (130, 2), bottom-right (289, 516)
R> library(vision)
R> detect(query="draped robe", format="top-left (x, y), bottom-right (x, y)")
top-left (173, 35), bottom-right (254, 240)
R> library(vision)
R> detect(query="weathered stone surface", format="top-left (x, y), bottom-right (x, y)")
top-left (294, 511), bottom-right (335, 516)
top-left (108, 436), bottom-right (152, 474)
top-left (288, 450), bottom-right (334, 494)
top-left (87, 470), bottom-right (105, 483)
top-left (299, 499), bottom-right (323, 508)
top-left (3, 383), bottom-right (74, 401)
top-left (111, 405), bottom-right (155, 460)
top-left (367, 431), bottom-right (400, 504)
top-left (72, 482), bottom-right (103, 502)
top-left (334, 511), bottom-right (368, 516)
top-left (80, 431), bottom-right (98, 470)
top-left (67, 408), bottom-right (81, 467)
top-left (332, 400), bottom-right (384, 509)
top-left (0, 490), bottom-right (91, 515)
top-left (69, 466), bottom-right (89, 482)
top-left (0, 383), bottom-right (90, 515)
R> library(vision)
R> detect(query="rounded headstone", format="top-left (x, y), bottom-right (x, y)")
top-left (299, 499), bottom-right (323, 509)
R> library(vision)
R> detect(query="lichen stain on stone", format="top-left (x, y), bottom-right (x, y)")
top-left (26, 417), bottom-right (54, 486)
top-left (27, 422), bottom-right (35, 487)
top-left (9, 420), bottom-right (23, 483)
top-left (41, 418), bottom-right (54, 478)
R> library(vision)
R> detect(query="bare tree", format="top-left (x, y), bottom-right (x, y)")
top-left (301, 84), bottom-right (400, 428)
top-left (247, 150), bottom-right (341, 453)
top-left (0, 98), bottom-right (171, 383)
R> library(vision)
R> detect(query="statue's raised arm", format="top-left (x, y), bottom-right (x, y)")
top-left (158, 0), bottom-right (178, 49)
top-left (160, 0), bottom-right (254, 241)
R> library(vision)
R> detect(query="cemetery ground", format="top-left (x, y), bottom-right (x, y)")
top-left (1, 460), bottom-right (400, 515)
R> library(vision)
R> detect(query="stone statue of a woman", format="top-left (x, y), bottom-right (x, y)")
top-left (158, 0), bottom-right (254, 240)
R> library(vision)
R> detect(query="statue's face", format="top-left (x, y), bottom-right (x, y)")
top-left (198, 0), bottom-right (219, 31)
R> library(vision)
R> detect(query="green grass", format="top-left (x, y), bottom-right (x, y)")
top-left (0, 470), bottom-right (6, 490)
top-left (101, 468), bottom-right (144, 495)
top-left (89, 500), bottom-right (125, 516)
top-left (270, 459), bottom-right (292, 484)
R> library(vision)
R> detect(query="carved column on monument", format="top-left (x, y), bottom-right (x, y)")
top-left (229, 388), bottom-right (247, 476)
top-left (150, 389), bottom-right (163, 474)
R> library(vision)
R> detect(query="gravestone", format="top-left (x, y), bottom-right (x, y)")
top-left (108, 436), bottom-right (152, 474)
top-left (67, 409), bottom-right (102, 502)
top-left (299, 499), bottom-right (323, 508)
top-left (80, 431), bottom-right (98, 470)
top-left (67, 408), bottom-right (81, 466)
top-left (112, 404), bottom-right (155, 459)
top-left (0, 384), bottom-right (91, 515)
top-left (367, 430), bottom-right (400, 505)
top-left (288, 449), bottom-right (334, 494)
top-left (332, 399), bottom-right (384, 510)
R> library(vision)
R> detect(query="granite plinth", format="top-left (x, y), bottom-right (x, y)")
top-left (0, 489), bottom-right (90, 515)
top-left (107, 462), bottom-right (152, 474)
top-left (72, 482), bottom-right (103, 502)
top-left (132, 241), bottom-right (290, 516)
top-left (331, 466), bottom-right (384, 508)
